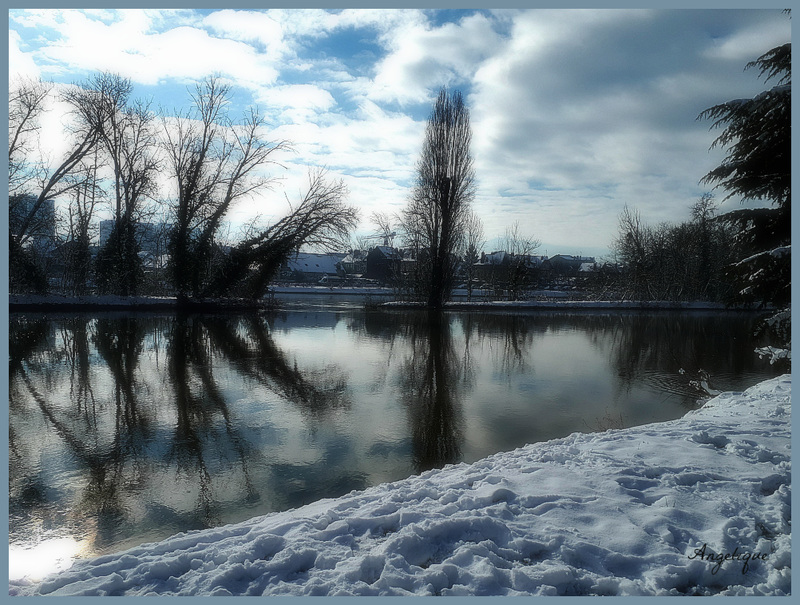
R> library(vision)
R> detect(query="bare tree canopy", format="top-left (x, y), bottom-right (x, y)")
top-left (9, 77), bottom-right (102, 293)
top-left (403, 87), bottom-right (476, 308)
top-left (370, 211), bottom-right (396, 246)
top-left (462, 211), bottom-right (484, 301)
top-left (612, 201), bottom-right (736, 303)
top-left (9, 78), bottom-right (101, 242)
top-left (500, 221), bottom-right (541, 301)
top-left (9, 77), bottom-right (52, 196)
top-left (161, 75), bottom-right (290, 300)
top-left (8, 71), bottom-right (360, 301)
top-left (204, 168), bottom-right (358, 299)
top-left (62, 72), bottom-right (161, 295)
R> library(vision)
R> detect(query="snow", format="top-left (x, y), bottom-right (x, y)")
top-left (9, 292), bottom-right (768, 310)
top-left (9, 294), bottom-right (178, 307)
top-left (384, 299), bottom-right (756, 311)
top-left (9, 375), bottom-right (791, 597)
top-left (756, 346), bottom-right (791, 365)
top-left (271, 286), bottom-right (394, 296)
top-left (736, 244), bottom-right (792, 266)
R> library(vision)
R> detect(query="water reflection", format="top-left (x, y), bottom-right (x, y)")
top-left (399, 312), bottom-right (464, 472)
top-left (9, 312), bottom-right (355, 559)
top-left (9, 309), bottom-right (780, 566)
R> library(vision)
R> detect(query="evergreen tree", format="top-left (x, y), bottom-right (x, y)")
top-left (699, 33), bottom-right (791, 355)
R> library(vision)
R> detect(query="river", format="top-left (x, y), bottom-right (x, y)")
top-left (8, 307), bottom-right (781, 568)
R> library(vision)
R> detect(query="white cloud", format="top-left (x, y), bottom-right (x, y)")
top-left (15, 9), bottom-right (280, 88)
top-left (202, 9), bottom-right (287, 63)
top-left (9, 9), bottom-right (64, 30)
top-left (368, 12), bottom-right (503, 105)
top-left (255, 84), bottom-right (337, 123)
top-left (9, 30), bottom-right (41, 82)
top-left (9, 8), bottom-right (790, 255)
top-left (704, 17), bottom-right (791, 63)
top-left (272, 99), bottom-right (422, 182)
top-left (466, 9), bottom-right (789, 251)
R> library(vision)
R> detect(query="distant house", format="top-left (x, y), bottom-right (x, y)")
top-left (474, 251), bottom-right (546, 282)
top-left (578, 260), bottom-right (622, 275)
top-left (480, 250), bottom-right (508, 266)
top-left (285, 252), bottom-right (347, 282)
top-left (365, 246), bottom-right (402, 282)
top-left (543, 254), bottom-right (596, 274)
top-left (340, 250), bottom-right (367, 275)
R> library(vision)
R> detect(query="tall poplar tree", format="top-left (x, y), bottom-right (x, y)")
top-left (403, 87), bottom-right (476, 309)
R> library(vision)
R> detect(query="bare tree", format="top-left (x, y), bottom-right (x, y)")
top-left (501, 221), bottom-right (541, 300)
top-left (370, 211), bottom-right (396, 247)
top-left (60, 150), bottom-right (105, 295)
top-left (203, 168), bottom-right (359, 299)
top-left (63, 72), bottom-right (160, 295)
top-left (462, 211), bottom-right (484, 301)
top-left (612, 202), bottom-right (737, 303)
top-left (9, 77), bottom-right (101, 293)
top-left (352, 233), bottom-right (372, 253)
top-left (613, 205), bottom-right (652, 300)
top-left (403, 87), bottom-right (476, 308)
top-left (161, 76), bottom-right (290, 301)
top-left (9, 77), bottom-right (52, 196)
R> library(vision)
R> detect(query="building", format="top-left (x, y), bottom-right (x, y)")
top-left (340, 250), bottom-right (367, 275)
top-left (365, 246), bottom-right (403, 282)
top-left (284, 252), bottom-right (347, 281)
top-left (99, 220), bottom-right (168, 255)
top-left (10, 194), bottom-right (55, 247)
top-left (474, 251), bottom-right (547, 282)
top-left (543, 254), bottom-right (596, 274)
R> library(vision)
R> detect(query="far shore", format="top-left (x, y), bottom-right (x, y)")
top-left (8, 289), bottom-right (767, 313)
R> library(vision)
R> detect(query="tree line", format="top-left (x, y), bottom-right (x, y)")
top-left (396, 38), bottom-right (789, 324)
top-left (9, 73), bottom-right (358, 301)
top-left (9, 31), bottom-right (789, 324)
top-left (609, 195), bottom-right (737, 303)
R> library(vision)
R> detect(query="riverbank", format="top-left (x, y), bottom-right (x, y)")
top-left (9, 291), bottom-right (763, 313)
top-left (9, 375), bottom-right (791, 596)
top-left (8, 294), bottom-right (272, 312)
top-left (385, 299), bottom-right (750, 312)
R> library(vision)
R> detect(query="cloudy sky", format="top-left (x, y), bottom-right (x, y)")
top-left (8, 7), bottom-right (790, 257)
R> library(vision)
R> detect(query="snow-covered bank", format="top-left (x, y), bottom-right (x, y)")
top-left (271, 286), bottom-right (394, 296)
top-left (384, 299), bottom-right (760, 311)
top-left (8, 294), bottom-right (277, 312)
top-left (9, 376), bottom-right (791, 596)
top-left (11, 293), bottom-right (765, 312)
top-left (9, 294), bottom-right (178, 308)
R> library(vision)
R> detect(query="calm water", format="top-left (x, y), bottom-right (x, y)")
top-left (9, 308), bottom-right (781, 565)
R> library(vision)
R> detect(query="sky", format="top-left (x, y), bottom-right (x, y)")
top-left (8, 7), bottom-right (791, 258)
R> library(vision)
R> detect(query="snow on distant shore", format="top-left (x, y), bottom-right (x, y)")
top-left (9, 375), bottom-right (791, 597)
top-left (387, 299), bottom-right (742, 311)
top-left (10, 292), bottom-right (757, 311)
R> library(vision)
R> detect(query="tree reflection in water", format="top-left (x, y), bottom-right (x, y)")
top-left (8, 309), bottom-right (777, 563)
top-left (8, 312), bottom-right (352, 556)
top-left (165, 314), bottom-right (352, 527)
top-left (398, 312), bottom-right (464, 473)
top-left (351, 310), bottom-right (545, 473)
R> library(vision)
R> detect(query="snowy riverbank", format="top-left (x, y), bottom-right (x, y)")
top-left (10, 292), bottom-right (759, 312)
top-left (386, 299), bottom-right (746, 311)
top-left (9, 375), bottom-right (790, 596)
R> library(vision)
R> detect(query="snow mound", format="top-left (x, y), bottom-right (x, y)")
top-left (9, 376), bottom-right (790, 596)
